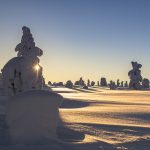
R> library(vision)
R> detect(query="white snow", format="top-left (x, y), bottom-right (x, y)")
top-left (0, 87), bottom-right (149, 149)
top-left (57, 87), bottom-right (150, 149)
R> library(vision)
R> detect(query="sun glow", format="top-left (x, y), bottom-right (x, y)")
top-left (34, 64), bottom-right (40, 71)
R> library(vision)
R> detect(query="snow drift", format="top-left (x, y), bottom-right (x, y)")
top-left (5, 90), bottom-right (63, 144)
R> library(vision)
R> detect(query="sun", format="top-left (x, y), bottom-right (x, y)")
top-left (34, 64), bottom-right (40, 71)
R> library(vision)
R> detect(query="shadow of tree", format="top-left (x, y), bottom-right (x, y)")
top-left (120, 138), bottom-right (150, 150)
top-left (60, 98), bottom-right (90, 109)
top-left (60, 98), bottom-right (150, 109)
top-left (65, 122), bottom-right (150, 150)
top-left (57, 122), bottom-right (116, 150)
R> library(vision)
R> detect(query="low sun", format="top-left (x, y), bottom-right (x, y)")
top-left (34, 64), bottom-right (40, 71)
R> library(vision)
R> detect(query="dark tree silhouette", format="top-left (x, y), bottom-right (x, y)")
top-left (65, 80), bottom-right (73, 88)
top-left (142, 78), bottom-right (149, 88)
top-left (87, 79), bottom-right (90, 86)
top-left (91, 81), bottom-right (95, 86)
top-left (48, 81), bottom-right (52, 86)
top-left (100, 77), bottom-right (107, 86)
top-left (117, 79), bottom-right (120, 87)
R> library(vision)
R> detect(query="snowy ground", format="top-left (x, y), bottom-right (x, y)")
top-left (0, 87), bottom-right (150, 150)
top-left (56, 87), bottom-right (150, 150)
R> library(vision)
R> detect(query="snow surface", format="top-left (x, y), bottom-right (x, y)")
top-left (5, 90), bottom-right (63, 144)
top-left (0, 87), bottom-right (150, 149)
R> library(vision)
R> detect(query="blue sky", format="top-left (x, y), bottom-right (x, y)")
top-left (0, 0), bottom-right (150, 83)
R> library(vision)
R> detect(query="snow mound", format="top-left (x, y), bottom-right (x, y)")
top-left (5, 90), bottom-right (63, 144)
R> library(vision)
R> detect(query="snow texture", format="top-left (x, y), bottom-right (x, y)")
top-left (0, 87), bottom-right (149, 149)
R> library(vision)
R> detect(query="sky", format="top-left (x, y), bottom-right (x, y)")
top-left (0, 0), bottom-right (150, 83)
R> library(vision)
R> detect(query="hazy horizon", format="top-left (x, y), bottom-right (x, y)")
top-left (1, 0), bottom-right (150, 83)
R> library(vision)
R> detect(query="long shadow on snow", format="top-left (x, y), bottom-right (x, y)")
top-left (60, 98), bottom-right (90, 109)
top-left (119, 138), bottom-right (150, 150)
top-left (77, 123), bottom-right (150, 136)
top-left (67, 122), bottom-right (150, 149)
top-left (60, 98), bottom-right (150, 109)
top-left (57, 121), bottom-right (116, 150)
